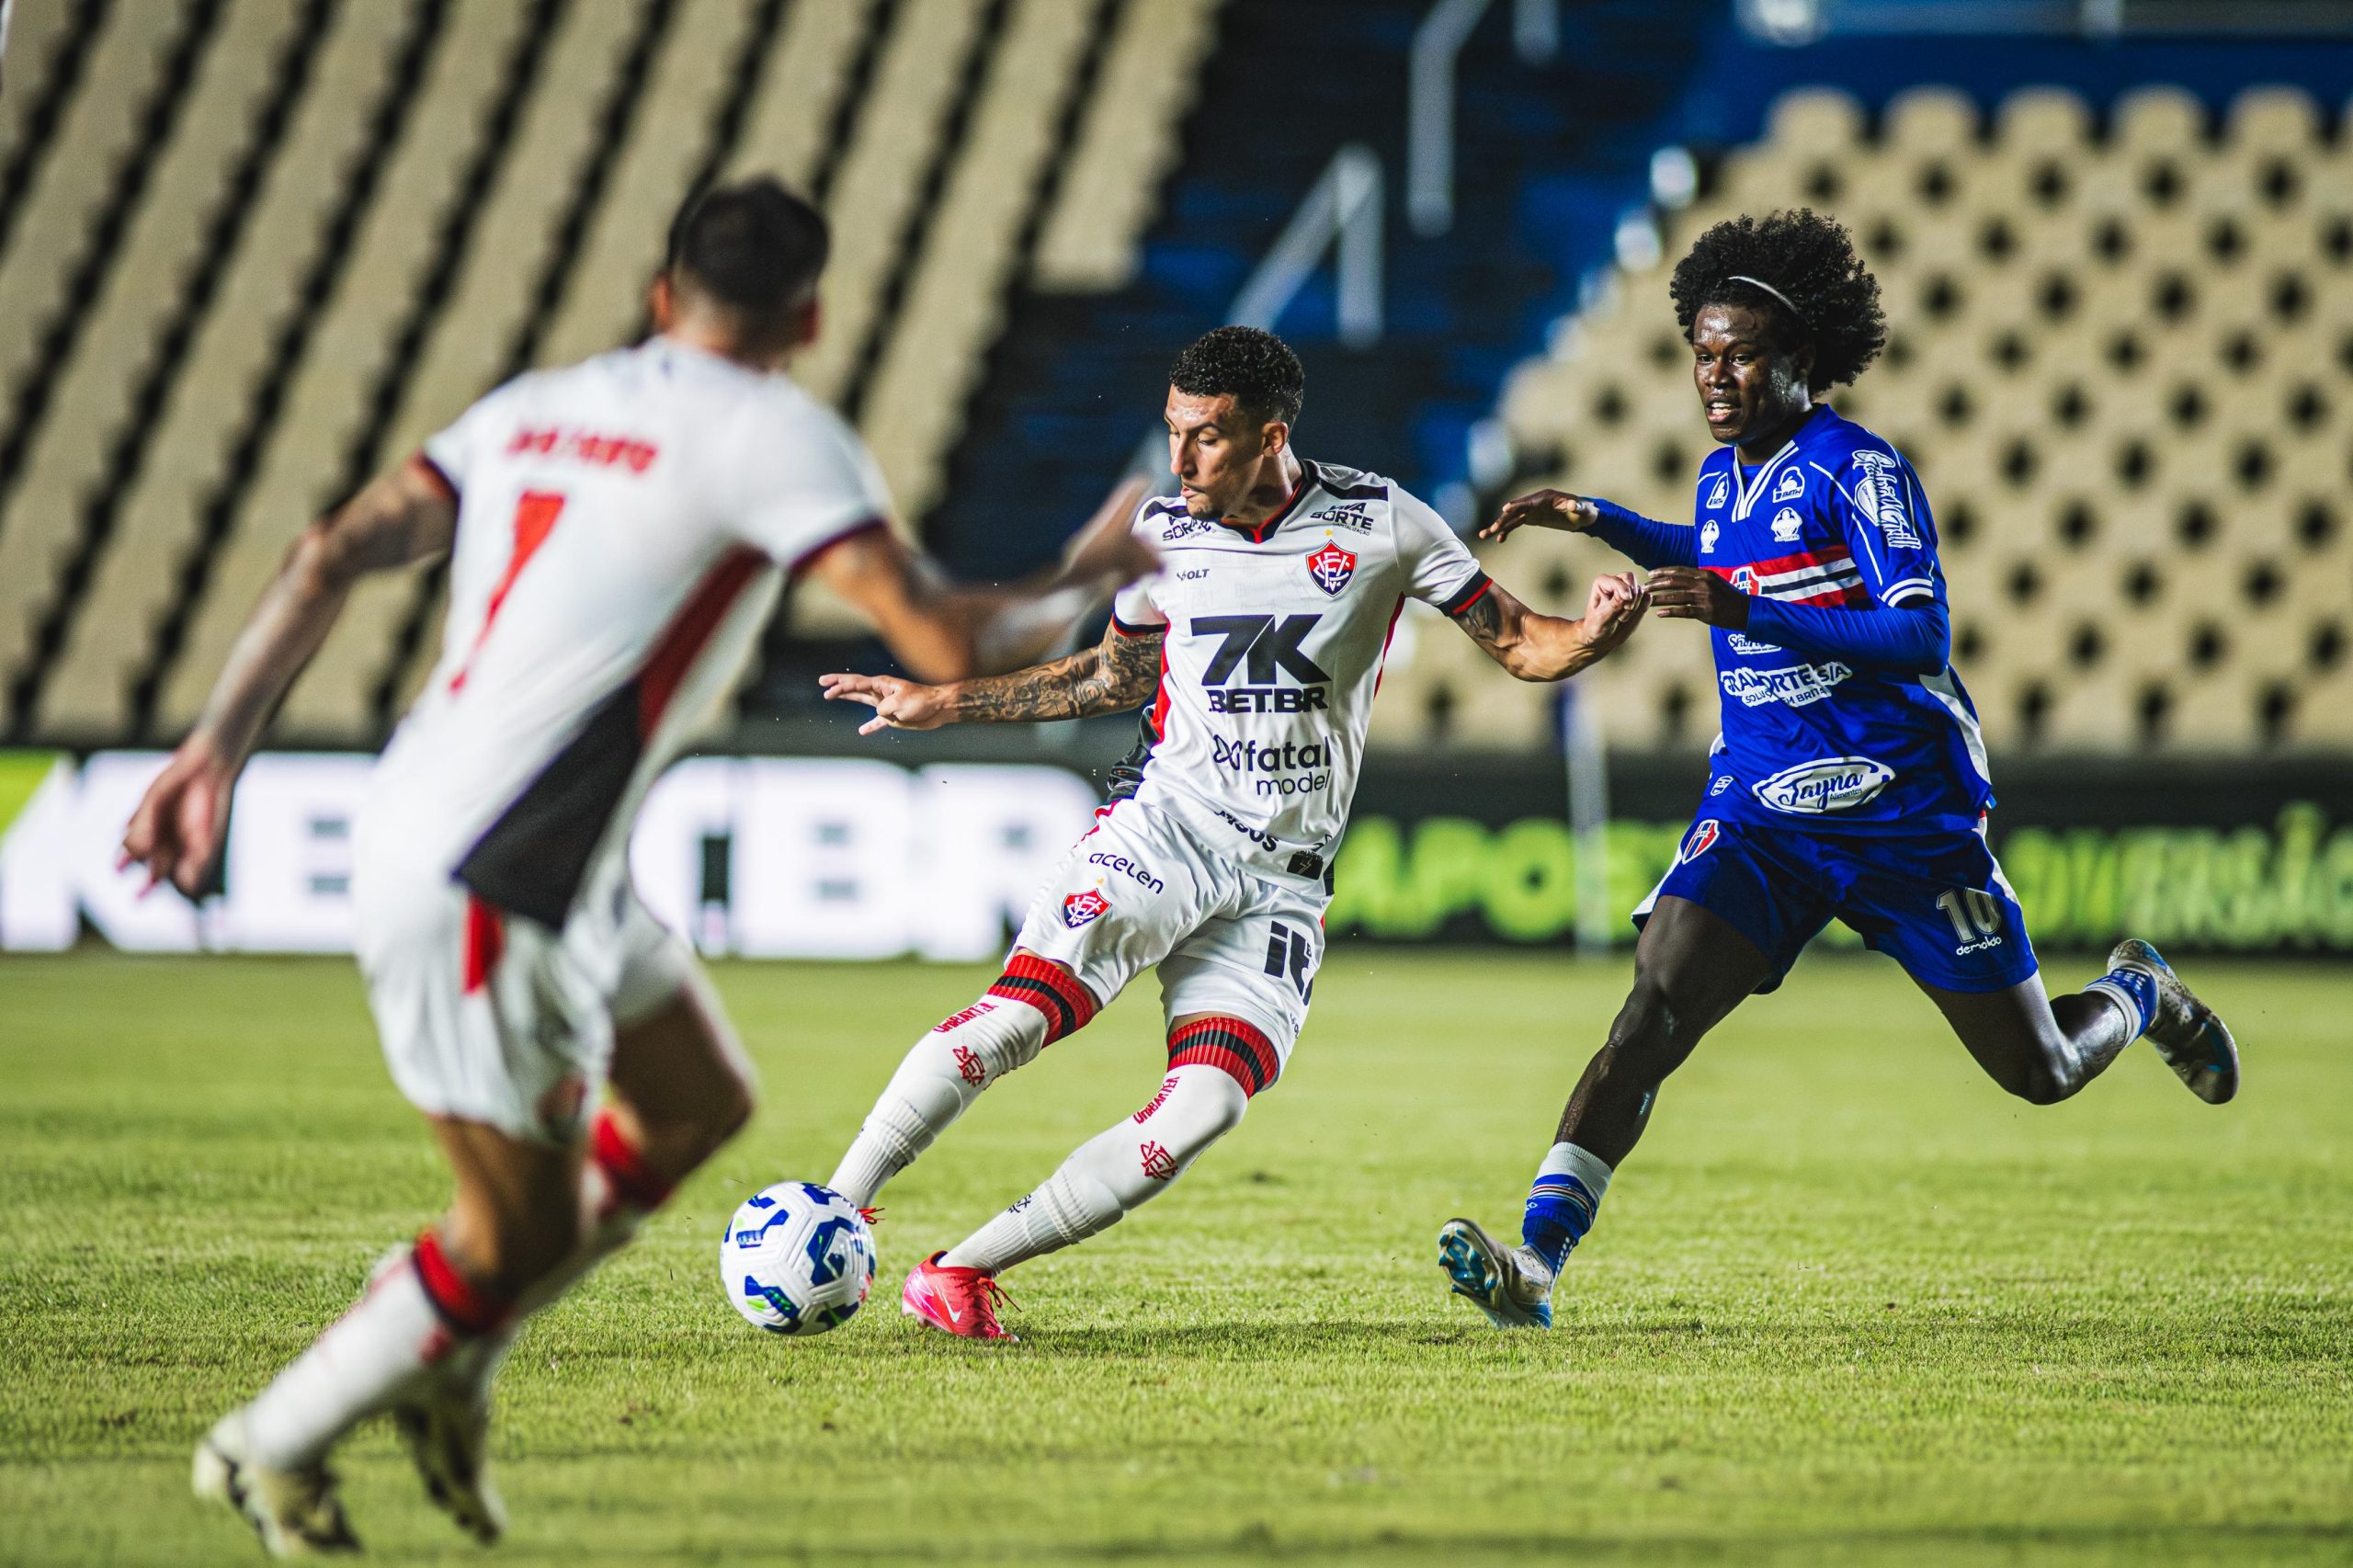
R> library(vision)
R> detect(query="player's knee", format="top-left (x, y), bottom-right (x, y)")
top-left (2006, 1060), bottom-right (2071, 1106)
top-left (983, 952), bottom-right (1100, 1053)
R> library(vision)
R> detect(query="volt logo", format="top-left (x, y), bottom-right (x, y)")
top-left (1263, 919), bottom-right (1316, 1002)
top-left (1194, 615), bottom-right (1331, 714)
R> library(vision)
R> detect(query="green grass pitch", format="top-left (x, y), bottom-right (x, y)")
top-left (2, 948), bottom-right (2348, 1566)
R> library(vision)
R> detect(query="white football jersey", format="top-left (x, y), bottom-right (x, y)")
top-left (1107, 460), bottom-right (1490, 890)
top-left (359, 338), bottom-right (891, 927)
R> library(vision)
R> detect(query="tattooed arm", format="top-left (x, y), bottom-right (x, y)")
top-left (819, 619), bottom-right (1164, 733)
top-left (1453, 571), bottom-right (1649, 682)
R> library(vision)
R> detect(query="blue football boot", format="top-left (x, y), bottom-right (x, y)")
top-left (2109, 938), bottom-right (2239, 1105)
top-left (1438, 1217), bottom-right (1555, 1329)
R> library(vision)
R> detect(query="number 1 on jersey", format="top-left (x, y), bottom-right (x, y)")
top-left (450, 490), bottom-right (566, 693)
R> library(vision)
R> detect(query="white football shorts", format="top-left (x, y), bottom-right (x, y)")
top-left (1010, 800), bottom-right (1327, 1074)
top-left (355, 863), bottom-right (695, 1142)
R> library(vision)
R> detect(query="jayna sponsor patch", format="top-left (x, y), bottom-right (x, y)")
top-left (1751, 756), bottom-right (1895, 815)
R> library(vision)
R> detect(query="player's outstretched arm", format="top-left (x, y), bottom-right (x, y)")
top-left (120, 461), bottom-right (458, 895)
top-left (1482, 487), bottom-right (1695, 570)
top-left (1456, 572), bottom-right (1648, 682)
top-left (820, 618), bottom-right (1163, 735)
top-left (806, 478), bottom-right (1155, 685)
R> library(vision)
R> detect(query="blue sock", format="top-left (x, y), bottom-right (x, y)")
top-left (1521, 1142), bottom-right (1612, 1273)
top-left (2085, 967), bottom-right (2159, 1040)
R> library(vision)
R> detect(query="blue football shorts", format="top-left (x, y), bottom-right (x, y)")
top-left (1633, 812), bottom-right (2040, 994)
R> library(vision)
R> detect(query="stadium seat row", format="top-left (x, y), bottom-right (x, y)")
top-left (0, 0), bottom-right (1220, 746)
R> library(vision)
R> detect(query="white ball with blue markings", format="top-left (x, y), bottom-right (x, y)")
top-left (721, 1181), bottom-right (876, 1336)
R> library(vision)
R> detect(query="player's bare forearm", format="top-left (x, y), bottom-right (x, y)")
top-left (815, 479), bottom-right (1154, 683)
top-left (192, 464), bottom-right (456, 764)
top-left (1457, 575), bottom-right (1645, 682)
top-left (948, 624), bottom-right (1162, 723)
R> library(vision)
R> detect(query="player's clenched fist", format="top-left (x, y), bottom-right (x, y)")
top-left (1581, 571), bottom-right (1649, 653)
top-left (1479, 488), bottom-right (1600, 543)
top-left (820, 671), bottom-right (950, 733)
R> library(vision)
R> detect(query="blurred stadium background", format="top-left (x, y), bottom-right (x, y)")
top-left (3, 0), bottom-right (2351, 962)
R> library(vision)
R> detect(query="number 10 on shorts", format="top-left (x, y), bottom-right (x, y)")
top-left (1936, 888), bottom-right (2005, 946)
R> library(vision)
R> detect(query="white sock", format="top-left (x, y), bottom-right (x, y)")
top-left (829, 994), bottom-right (1053, 1207)
top-left (943, 1064), bottom-right (1249, 1274)
top-left (243, 1232), bottom-right (506, 1469)
top-left (1537, 1141), bottom-right (1614, 1201)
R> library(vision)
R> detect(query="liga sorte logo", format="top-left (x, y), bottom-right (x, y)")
top-left (1304, 541), bottom-right (1356, 596)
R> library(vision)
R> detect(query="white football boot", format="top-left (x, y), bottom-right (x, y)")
top-left (192, 1411), bottom-right (359, 1557)
top-left (363, 1244), bottom-right (509, 1543)
top-left (391, 1381), bottom-right (506, 1545)
top-left (1438, 1217), bottom-right (1556, 1329)
top-left (2108, 938), bottom-right (2240, 1105)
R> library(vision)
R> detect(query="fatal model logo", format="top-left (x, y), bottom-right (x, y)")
top-left (1063, 889), bottom-right (1110, 928)
top-left (1304, 541), bottom-right (1357, 596)
top-left (1683, 820), bottom-right (1722, 861)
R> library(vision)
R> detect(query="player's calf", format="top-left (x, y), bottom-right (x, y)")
top-left (906, 1018), bottom-right (1274, 1318)
top-left (830, 954), bottom-right (1099, 1206)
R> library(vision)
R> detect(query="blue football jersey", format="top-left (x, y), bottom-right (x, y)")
top-left (1691, 404), bottom-right (1991, 835)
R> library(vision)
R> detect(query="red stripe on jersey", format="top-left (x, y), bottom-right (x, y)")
top-left (1373, 593), bottom-right (1406, 696)
top-left (787, 515), bottom-right (889, 578)
top-left (637, 546), bottom-right (764, 737)
top-left (1738, 543), bottom-right (1853, 580)
top-left (460, 895), bottom-right (505, 994)
top-left (1148, 639), bottom-right (1171, 741)
top-left (450, 490), bottom-right (565, 693)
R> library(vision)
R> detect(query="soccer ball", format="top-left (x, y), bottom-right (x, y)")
top-left (721, 1181), bottom-right (877, 1336)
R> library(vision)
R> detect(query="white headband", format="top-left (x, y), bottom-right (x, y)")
top-left (1727, 274), bottom-right (1803, 322)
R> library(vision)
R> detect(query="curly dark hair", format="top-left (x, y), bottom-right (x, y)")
top-left (1668, 209), bottom-right (1887, 392)
top-left (1169, 325), bottom-right (1304, 427)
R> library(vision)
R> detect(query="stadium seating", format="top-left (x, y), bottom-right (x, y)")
top-left (1377, 83), bottom-right (2353, 756)
top-left (0, 0), bottom-right (1199, 744)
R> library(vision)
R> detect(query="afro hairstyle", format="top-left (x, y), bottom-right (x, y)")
top-left (1668, 208), bottom-right (1887, 392)
top-left (1169, 325), bottom-right (1304, 429)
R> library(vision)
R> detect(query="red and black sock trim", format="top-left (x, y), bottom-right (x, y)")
top-left (985, 954), bottom-right (1098, 1044)
top-left (1438, 572), bottom-right (1494, 619)
top-left (1166, 1017), bottom-right (1280, 1096)
top-left (412, 1230), bottom-right (513, 1337)
top-left (590, 1109), bottom-right (673, 1215)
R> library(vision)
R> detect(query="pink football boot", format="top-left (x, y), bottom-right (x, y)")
top-left (901, 1252), bottom-right (1016, 1340)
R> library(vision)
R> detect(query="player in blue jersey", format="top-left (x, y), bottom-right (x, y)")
top-left (1436, 209), bottom-right (2242, 1329)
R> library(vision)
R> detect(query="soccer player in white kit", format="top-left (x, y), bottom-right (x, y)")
top-left (821, 327), bottom-right (1648, 1338)
top-left (119, 179), bottom-right (1152, 1554)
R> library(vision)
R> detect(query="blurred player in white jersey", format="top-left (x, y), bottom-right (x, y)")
top-left (120, 178), bottom-right (1151, 1555)
top-left (820, 327), bottom-right (1647, 1338)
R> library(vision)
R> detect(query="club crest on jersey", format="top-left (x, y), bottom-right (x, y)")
top-left (1705, 474), bottom-right (1730, 509)
top-left (1773, 469), bottom-right (1804, 502)
top-left (1771, 506), bottom-right (1803, 543)
top-left (1304, 541), bottom-right (1357, 596)
top-left (1063, 890), bottom-right (1109, 928)
top-left (1683, 820), bottom-right (1722, 861)
top-left (1730, 565), bottom-right (1758, 594)
top-left (1699, 520), bottom-right (1719, 554)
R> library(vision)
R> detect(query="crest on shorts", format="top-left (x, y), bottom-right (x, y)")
top-left (1682, 820), bottom-right (1721, 861)
top-left (1063, 890), bottom-right (1110, 928)
top-left (1304, 541), bottom-right (1357, 596)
